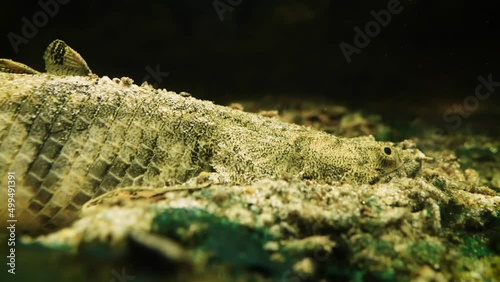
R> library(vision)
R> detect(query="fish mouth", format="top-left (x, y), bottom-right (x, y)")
top-left (381, 142), bottom-right (431, 181)
top-left (378, 153), bottom-right (425, 182)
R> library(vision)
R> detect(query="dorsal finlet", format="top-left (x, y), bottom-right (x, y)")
top-left (0, 59), bottom-right (41, 74)
top-left (0, 39), bottom-right (93, 76)
top-left (43, 39), bottom-right (92, 76)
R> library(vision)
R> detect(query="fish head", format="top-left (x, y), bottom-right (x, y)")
top-left (372, 139), bottom-right (426, 183)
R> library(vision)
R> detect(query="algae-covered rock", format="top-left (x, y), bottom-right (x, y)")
top-left (24, 169), bottom-right (498, 281)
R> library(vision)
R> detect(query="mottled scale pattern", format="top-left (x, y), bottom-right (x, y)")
top-left (0, 76), bottom-right (173, 232)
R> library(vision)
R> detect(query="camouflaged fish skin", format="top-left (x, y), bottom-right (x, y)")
top-left (0, 72), bottom-right (423, 232)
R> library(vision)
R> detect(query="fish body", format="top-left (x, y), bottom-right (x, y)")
top-left (0, 41), bottom-right (424, 233)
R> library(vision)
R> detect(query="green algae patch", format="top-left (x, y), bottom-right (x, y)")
top-left (347, 233), bottom-right (404, 282)
top-left (432, 177), bottom-right (446, 190)
top-left (460, 233), bottom-right (494, 258)
top-left (151, 208), bottom-right (292, 278)
top-left (408, 240), bottom-right (446, 267)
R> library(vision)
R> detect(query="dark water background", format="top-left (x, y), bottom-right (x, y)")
top-left (1, 0), bottom-right (498, 134)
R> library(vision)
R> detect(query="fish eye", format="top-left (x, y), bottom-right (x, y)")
top-left (383, 147), bottom-right (392, 155)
